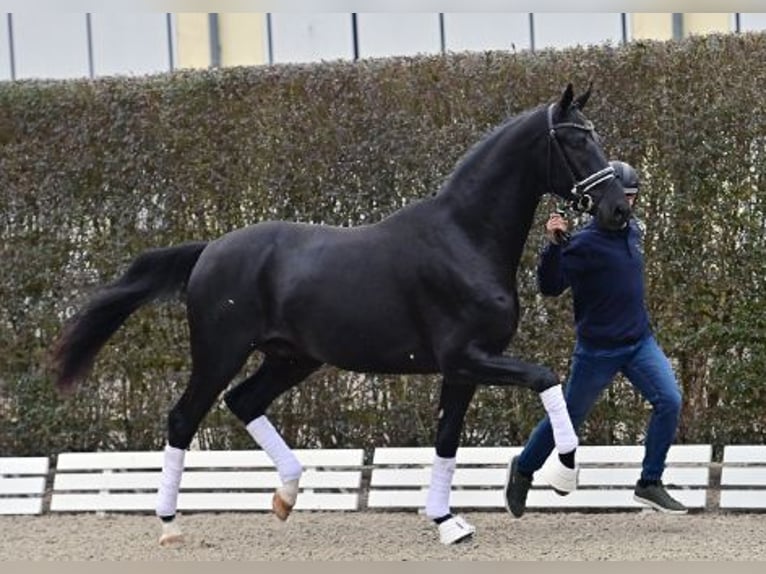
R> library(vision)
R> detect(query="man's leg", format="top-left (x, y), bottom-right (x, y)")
top-left (506, 341), bottom-right (619, 517)
top-left (623, 335), bottom-right (686, 514)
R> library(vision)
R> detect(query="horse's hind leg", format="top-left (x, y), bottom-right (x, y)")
top-left (156, 337), bottom-right (253, 545)
top-left (224, 354), bottom-right (321, 520)
top-left (426, 380), bottom-right (477, 545)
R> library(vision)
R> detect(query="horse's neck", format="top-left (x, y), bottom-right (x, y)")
top-left (438, 133), bottom-right (542, 272)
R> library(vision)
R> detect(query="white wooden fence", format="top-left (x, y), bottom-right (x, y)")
top-left (4, 444), bottom-right (766, 516)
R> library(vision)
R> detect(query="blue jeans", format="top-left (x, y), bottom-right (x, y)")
top-left (517, 334), bottom-right (682, 482)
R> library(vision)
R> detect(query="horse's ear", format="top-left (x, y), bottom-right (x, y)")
top-left (557, 84), bottom-right (574, 119)
top-left (574, 82), bottom-right (593, 110)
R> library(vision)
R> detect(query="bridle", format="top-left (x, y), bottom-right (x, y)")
top-left (547, 103), bottom-right (615, 213)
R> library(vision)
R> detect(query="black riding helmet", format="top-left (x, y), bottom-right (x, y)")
top-left (609, 160), bottom-right (639, 195)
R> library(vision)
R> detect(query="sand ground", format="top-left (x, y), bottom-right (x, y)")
top-left (2, 510), bottom-right (765, 561)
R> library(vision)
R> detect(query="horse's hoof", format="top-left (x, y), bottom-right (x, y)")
top-left (438, 515), bottom-right (476, 545)
top-left (159, 532), bottom-right (184, 546)
top-left (540, 456), bottom-right (578, 494)
top-left (272, 490), bottom-right (294, 521)
top-left (159, 520), bottom-right (183, 546)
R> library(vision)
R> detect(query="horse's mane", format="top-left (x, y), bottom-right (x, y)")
top-left (438, 104), bottom-right (544, 193)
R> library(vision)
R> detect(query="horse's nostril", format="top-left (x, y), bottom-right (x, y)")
top-left (615, 204), bottom-right (630, 219)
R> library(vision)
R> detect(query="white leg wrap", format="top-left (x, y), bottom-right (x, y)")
top-left (425, 455), bottom-right (456, 519)
top-left (277, 478), bottom-right (300, 507)
top-left (156, 445), bottom-right (185, 518)
top-left (540, 385), bottom-right (579, 454)
top-left (246, 415), bottom-right (303, 483)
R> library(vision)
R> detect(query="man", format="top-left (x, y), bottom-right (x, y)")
top-left (504, 160), bottom-right (687, 517)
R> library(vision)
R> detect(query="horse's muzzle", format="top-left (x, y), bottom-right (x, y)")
top-left (597, 202), bottom-right (632, 231)
top-left (614, 203), bottom-right (632, 228)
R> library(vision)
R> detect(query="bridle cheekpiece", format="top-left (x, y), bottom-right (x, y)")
top-left (547, 103), bottom-right (615, 213)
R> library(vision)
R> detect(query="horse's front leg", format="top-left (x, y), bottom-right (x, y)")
top-left (425, 380), bottom-right (477, 545)
top-left (442, 347), bottom-right (579, 493)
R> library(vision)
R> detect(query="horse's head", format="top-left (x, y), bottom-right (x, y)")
top-left (545, 84), bottom-right (630, 231)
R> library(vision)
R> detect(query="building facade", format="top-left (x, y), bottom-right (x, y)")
top-left (2, 13), bottom-right (766, 81)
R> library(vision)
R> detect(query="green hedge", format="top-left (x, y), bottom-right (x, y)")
top-left (2, 32), bottom-right (765, 457)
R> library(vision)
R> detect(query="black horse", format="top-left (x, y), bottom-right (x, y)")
top-left (52, 84), bottom-right (629, 545)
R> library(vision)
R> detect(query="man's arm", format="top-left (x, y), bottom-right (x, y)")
top-left (537, 212), bottom-right (571, 296)
top-left (537, 242), bottom-right (569, 296)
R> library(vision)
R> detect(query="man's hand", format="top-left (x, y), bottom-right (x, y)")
top-left (545, 213), bottom-right (570, 245)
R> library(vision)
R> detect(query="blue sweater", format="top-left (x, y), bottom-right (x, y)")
top-left (537, 219), bottom-right (651, 349)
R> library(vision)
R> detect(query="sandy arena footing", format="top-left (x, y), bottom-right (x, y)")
top-left (2, 511), bottom-right (765, 561)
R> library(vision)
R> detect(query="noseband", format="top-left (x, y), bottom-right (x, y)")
top-left (547, 104), bottom-right (615, 213)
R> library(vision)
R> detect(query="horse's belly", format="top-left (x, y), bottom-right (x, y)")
top-left (325, 346), bottom-right (439, 375)
top-left (296, 315), bottom-right (438, 374)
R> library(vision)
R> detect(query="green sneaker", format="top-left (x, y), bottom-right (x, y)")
top-left (633, 480), bottom-right (688, 514)
top-left (504, 455), bottom-right (532, 518)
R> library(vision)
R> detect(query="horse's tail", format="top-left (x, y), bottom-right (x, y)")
top-left (52, 241), bottom-right (208, 393)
